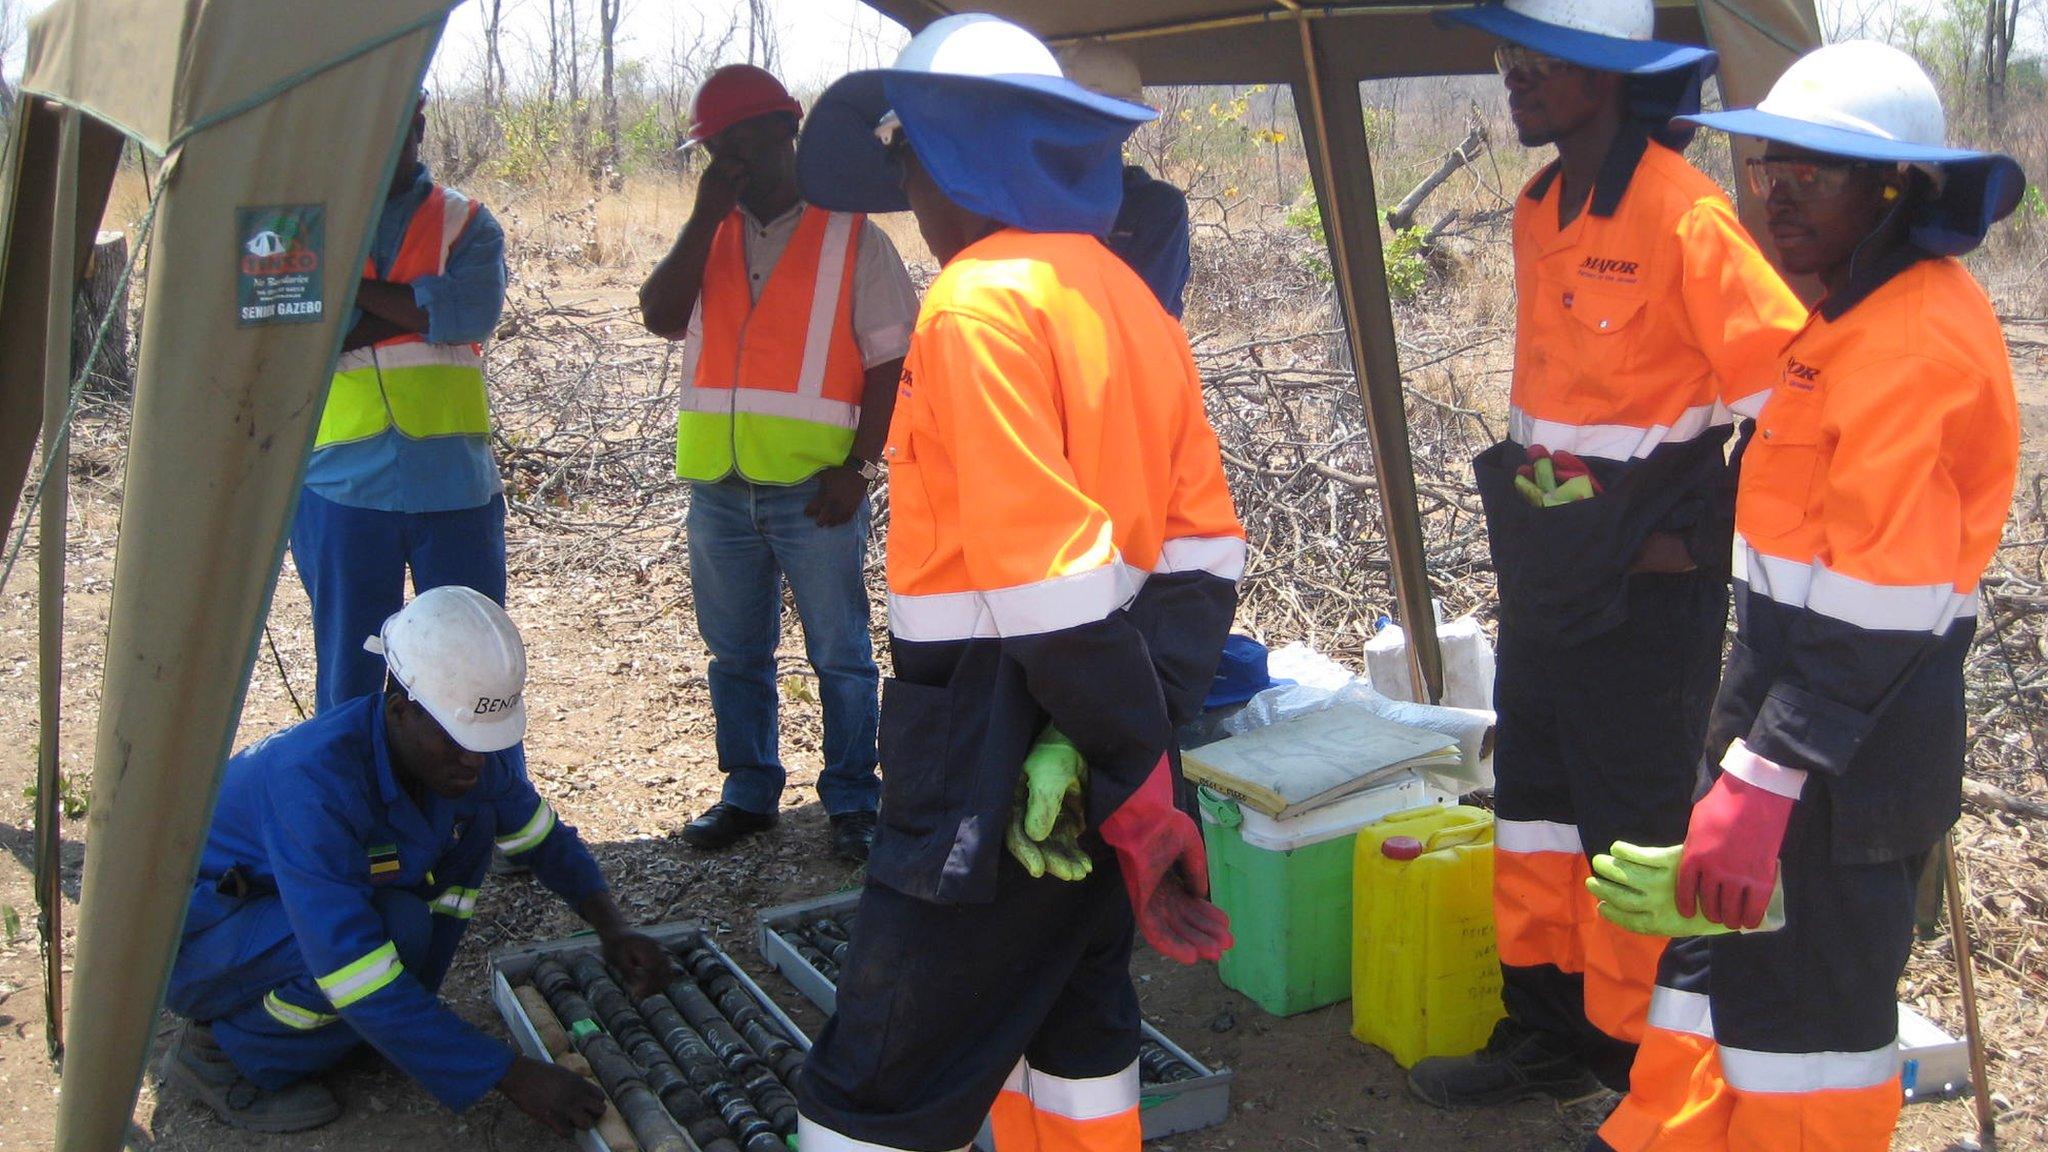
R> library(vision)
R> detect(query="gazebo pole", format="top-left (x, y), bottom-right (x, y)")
top-left (1284, 4), bottom-right (1443, 700)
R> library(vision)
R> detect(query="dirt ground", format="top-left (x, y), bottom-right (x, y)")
top-left (3, 263), bottom-right (2045, 1152)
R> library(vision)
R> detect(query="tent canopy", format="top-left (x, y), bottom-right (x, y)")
top-left (1, 4), bottom-right (457, 1149)
top-left (0, 2), bottom-right (1818, 1149)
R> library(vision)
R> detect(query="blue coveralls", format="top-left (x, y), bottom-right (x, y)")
top-left (292, 164), bottom-right (510, 712)
top-left (166, 693), bottom-right (607, 1111)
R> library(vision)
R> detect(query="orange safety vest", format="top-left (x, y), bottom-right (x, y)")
top-left (676, 206), bottom-right (868, 484)
top-left (315, 185), bottom-right (489, 448)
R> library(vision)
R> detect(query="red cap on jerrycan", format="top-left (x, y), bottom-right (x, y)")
top-left (1380, 836), bottom-right (1425, 861)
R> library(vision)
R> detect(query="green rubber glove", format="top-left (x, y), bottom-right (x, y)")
top-left (1007, 727), bottom-right (1093, 882)
top-left (1514, 473), bottom-right (1547, 507)
top-left (1533, 455), bottom-right (1557, 493)
top-left (1542, 473), bottom-right (1599, 506)
top-left (1588, 842), bottom-right (1784, 937)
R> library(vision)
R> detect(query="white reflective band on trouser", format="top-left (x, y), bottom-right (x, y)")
top-left (431, 886), bottom-right (481, 919)
top-left (796, 1115), bottom-right (967, 1152)
top-left (1158, 535), bottom-right (1248, 582)
top-left (1736, 539), bottom-right (1978, 634)
top-left (795, 212), bottom-right (858, 399)
top-left (496, 803), bottom-right (558, 855)
top-left (1719, 1039), bottom-right (1898, 1094)
top-left (679, 383), bottom-right (859, 429)
top-left (890, 560), bottom-right (1138, 642)
top-left (1020, 1059), bottom-right (1141, 1121)
top-left (264, 990), bottom-right (338, 1031)
top-left (1508, 403), bottom-right (1724, 462)
top-left (1494, 818), bottom-right (1584, 854)
top-left (1645, 986), bottom-right (1714, 1039)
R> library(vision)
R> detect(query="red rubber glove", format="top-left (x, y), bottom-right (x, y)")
top-left (1098, 756), bottom-right (1234, 964)
top-left (1676, 772), bottom-right (1796, 930)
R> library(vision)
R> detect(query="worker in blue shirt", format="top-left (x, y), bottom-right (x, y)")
top-left (1057, 43), bottom-right (1194, 318)
top-left (292, 93), bottom-right (512, 713)
top-left (162, 587), bottom-right (673, 1135)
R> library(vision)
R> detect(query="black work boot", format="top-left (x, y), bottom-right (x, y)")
top-left (1406, 1018), bottom-right (1608, 1109)
top-left (164, 1019), bottom-right (342, 1133)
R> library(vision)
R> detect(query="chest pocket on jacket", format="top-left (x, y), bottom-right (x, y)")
top-left (1738, 381), bottom-right (1826, 538)
top-left (1546, 286), bottom-right (1648, 410)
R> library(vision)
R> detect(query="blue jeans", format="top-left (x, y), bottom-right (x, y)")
top-left (687, 476), bottom-right (879, 817)
top-left (290, 489), bottom-right (508, 712)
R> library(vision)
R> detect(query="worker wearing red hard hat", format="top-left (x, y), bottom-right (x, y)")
top-left (1411, 0), bottom-right (1805, 1111)
top-left (789, 14), bottom-right (1244, 1152)
top-left (640, 65), bottom-right (919, 864)
top-left (1592, 41), bottom-right (2024, 1151)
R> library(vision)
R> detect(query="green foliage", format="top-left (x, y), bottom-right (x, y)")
top-left (2021, 185), bottom-right (2048, 220)
top-left (489, 100), bottom-right (585, 183)
top-left (622, 104), bottom-right (676, 171)
top-left (24, 773), bottom-right (91, 820)
top-left (2, 905), bottom-right (19, 945)
top-left (1283, 189), bottom-right (1430, 300)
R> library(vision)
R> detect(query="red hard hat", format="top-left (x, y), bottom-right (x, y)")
top-left (687, 64), bottom-right (802, 144)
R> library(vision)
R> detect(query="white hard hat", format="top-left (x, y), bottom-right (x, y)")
top-left (1503, 0), bottom-right (1652, 41)
top-left (1682, 40), bottom-right (2027, 255)
top-left (1440, 0), bottom-right (1714, 76)
top-left (895, 12), bottom-right (1063, 78)
top-left (364, 586), bottom-right (527, 753)
top-left (1057, 42), bottom-right (1145, 104)
top-left (1755, 41), bottom-right (1944, 149)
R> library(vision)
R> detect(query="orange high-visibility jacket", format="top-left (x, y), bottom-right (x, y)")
top-left (1473, 129), bottom-right (1805, 644)
top-left (877, 228), bottom-right (1245, 904)
top-left (316, 185), bottom-right (489, 448)
top-left (675, 206), bottom-right (869, 484)
top-left (1712, 252), bottom-right (2018, 860)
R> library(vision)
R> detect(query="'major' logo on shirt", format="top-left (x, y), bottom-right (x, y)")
top-left (1786, 359), bottom-right (1821, 390)
top-left (1578, 256), bottom-right (1642, 283)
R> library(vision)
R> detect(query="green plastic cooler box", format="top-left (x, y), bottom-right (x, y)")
top-left (1197, 773), bottom-right (1449, 1016)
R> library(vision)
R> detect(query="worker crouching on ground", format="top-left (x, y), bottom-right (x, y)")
top-left (788, 14), bottom-right (1246, 1151)
top-left (1412, 0), bottom-right (1806, 1108)
top-left (162, 586), bottom-right (674, 1135)
top-left (639, 64), bottom-right (919, 863)
top-left (1593, 41), bottom-right (2024, 1152)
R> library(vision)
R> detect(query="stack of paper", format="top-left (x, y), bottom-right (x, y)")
top-left (1183, 702), bottom-right (1463, 820)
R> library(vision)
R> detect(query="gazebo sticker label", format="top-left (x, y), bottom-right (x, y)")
top-left (236, 205), bottom-right (325, 326)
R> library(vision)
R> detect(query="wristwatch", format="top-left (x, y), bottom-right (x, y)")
top-left (847, 455), bottom-right (886, 482)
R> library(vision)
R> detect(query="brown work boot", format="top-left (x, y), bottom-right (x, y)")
top-left (164, 1018), bottom-right (342, 1133)
top-left (1407, 1018), bottom-right (1608, 1109)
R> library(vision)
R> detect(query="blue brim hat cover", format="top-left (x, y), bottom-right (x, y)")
top-left (1681, 107), bottom-right (2027, 255)
top-left (1440, 4), bottom-right (1717, 145)
top-left (798, 69), bottom-right (1154, 235)
top-left (1203, 634), bottom-right (1296, 711)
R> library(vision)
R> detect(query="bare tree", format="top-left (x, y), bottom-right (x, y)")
top-left (746, 0), bottom-right (779, 72)
top-left (545, 0), bottom-right (561, 107)
top-left (482, 0), bottom-right (508, 109)
top-left (596, 0), bottom-right (623, 185)
top-left (1982, 0), bottom-right (2023, 131)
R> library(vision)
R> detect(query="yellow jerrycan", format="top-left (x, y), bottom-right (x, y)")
top-left (1350, 804), bottom-right (1503, 1067)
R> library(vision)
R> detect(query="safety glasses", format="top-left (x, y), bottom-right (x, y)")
top-left (1494, 44), bottom-right (1572, 80)
top-left (1745, 156), bottom-right (1876, 200)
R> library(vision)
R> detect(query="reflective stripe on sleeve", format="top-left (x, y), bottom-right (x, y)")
top-left (496, 803), bottom-right (558, 855)
top-left (1719, 1040), bottom-right (1897, 1094)
top-left (264, 990), bottom-right (339, 1031)
top-left (1158, 535), bottom-right (1248, 582)
top-left (1494, 818), bottom-right (1583, 854)
top-left (315, 941), bottom-right (403, 1009)
top-left (430, 886), bottom-right (481, 920)
top-left (1509, 403), bottom-right (1723, 461)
